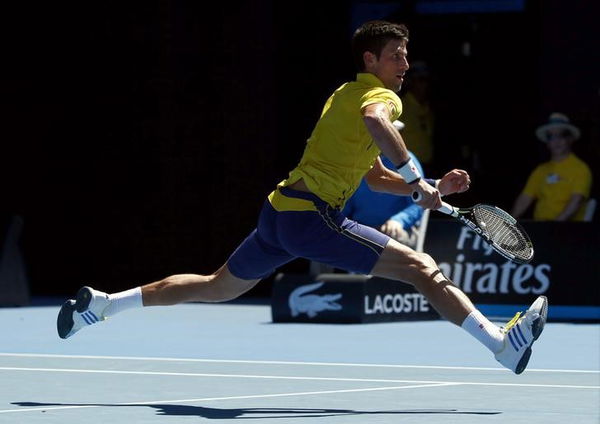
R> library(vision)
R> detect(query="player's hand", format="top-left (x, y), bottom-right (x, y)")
top-left (438, 169), bottom-right (471, 196)
top-left (412, 179), bottom-right (442, 209)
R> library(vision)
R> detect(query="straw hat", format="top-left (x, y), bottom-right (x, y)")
top-left (535, 113), bottom-right (581, 142)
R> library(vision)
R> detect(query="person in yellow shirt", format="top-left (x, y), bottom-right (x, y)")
top-left (57, 21), bottom-right (547, 375)
top-left (512, 113), bottom-right (592, 221)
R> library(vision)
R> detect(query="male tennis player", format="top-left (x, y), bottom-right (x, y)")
top-left (57, 21), bottom-right (547, 375)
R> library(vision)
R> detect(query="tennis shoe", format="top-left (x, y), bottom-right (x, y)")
top-left (494, 295), bottom-right (548, 374)
top-left (57, 286), bottom-right (111, 339)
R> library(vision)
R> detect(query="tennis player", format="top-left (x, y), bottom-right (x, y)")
top-left (57, 21), bottom-right (547, 375)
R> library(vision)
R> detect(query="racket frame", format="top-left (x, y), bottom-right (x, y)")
top-left (411, 192), bottom-right (533, 264)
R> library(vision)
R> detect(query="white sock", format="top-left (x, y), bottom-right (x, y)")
top-left (104, 287), bottom-right (144, 317)
top-left (461, 310), bottom-right (504, 354)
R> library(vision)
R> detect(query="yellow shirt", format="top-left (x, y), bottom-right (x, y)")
top-left (399, 91), bottom-right (434, 164)
top-left (523, 153), bottom-right (592, 221)
top-left (271, 73), bottom-right (402, 211)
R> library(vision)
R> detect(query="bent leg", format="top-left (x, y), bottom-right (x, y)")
top-left (141, 264), bottom-right (260, 306)
top-left (370, 239), bottom-right (475, 325)
top-left (370, 239), bottom-right (518, 364)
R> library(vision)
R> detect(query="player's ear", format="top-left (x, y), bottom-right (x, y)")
top-left (363, 51), bottom-right (377, 69)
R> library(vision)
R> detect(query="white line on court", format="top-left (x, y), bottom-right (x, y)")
top-left (1, 352), bottom-right (597, 374)
top-left (1, 366), bottom-right (598, 389)
top-left (0, 383), bottom-right (458, 414)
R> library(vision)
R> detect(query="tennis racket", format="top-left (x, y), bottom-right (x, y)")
top-left (412, 192), bottom-right (534, 264)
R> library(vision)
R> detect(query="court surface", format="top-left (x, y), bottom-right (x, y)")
top-left (1, 301), bottom-right (598, 423)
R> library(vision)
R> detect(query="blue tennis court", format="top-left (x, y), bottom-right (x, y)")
top-left (1, 301), bottom-right (598, 423)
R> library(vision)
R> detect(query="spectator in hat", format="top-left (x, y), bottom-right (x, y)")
top-left (512, 113), bottom-right (592, 221)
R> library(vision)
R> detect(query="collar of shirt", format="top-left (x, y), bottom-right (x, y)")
top-left (551, 152), bottom-right (576, 165)
top-left (356, 72), bottom-right (386, 87)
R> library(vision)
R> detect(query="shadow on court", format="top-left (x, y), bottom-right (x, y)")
top-left (13, 402), bottom-right (501, 419)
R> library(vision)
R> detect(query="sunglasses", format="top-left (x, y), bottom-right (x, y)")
top-left (546, 130), bottom-right (572, 141)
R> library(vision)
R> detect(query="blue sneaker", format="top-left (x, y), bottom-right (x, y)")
top-left (494, 296), bottom-right (548, 374)
top-left (57, 286), bottom-right (110, 339)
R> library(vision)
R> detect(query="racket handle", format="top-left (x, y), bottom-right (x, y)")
top-left (437, 202), bottom-right (456, 216)
top-left (412, 191), bottom-right (456, 216)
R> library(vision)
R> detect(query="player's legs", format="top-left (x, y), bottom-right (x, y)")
top-left (57, 198), bottom-right (295, 339)
top-left (141, 264), bottom-right (260, 306)
top-left (370, 238), bottom-right (475, 325)
top-left (369, 238), bottom-right (548, 374)
top-left (370, 239), bottom-right (504, 352)
top-left (274, 197), bottom-right (506, 358)
top-left (56, 264), bottom-right (261, 339)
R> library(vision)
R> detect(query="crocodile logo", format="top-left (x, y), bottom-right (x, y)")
top-left (289, 282), bottom-right (342, 318)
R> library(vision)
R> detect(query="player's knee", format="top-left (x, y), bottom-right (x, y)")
top-left (409, 252), bottom-right (439, 282)
top-left (202, 273), bottom-right (255, 303)
top-left (207, 283), bottom-right (240, 302)
top-left (419, 252), bottom-right (438, 271)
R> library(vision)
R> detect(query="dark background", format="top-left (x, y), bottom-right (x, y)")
top-left (1, 0), bottom-right (598, 298)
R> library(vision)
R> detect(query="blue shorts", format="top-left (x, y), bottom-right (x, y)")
top-left (227, 187), bottom-right (391, 280)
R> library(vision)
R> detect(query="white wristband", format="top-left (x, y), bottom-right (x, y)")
top-left (397, 158), bottom-right (422, 184)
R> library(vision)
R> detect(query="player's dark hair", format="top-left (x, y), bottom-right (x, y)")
top-left (352, 21), bottom-right (409, 72)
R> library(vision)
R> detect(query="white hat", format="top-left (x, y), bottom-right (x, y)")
top-left (535, 112), bottom-right (581, 142)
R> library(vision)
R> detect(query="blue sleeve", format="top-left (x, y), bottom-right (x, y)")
top-left (342, 196), bottom-right (355, 217)
top-left (390, 203), bottom-right (424, 230)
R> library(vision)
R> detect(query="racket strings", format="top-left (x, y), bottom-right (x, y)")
top-left (472, 205), bottom-right (533, 262)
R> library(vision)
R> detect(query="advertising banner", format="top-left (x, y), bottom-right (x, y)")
top-left (423, 220), bottom-right (600, 321)
top-left (271, 273), bottom-right (439, 323)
